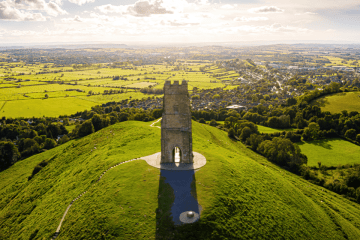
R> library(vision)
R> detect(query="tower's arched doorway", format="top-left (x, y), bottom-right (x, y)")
top-left (161, 80), bottom-right (193, 164)
top-left (172, 147), bottom-right (182, 163)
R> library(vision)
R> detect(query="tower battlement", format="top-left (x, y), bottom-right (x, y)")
top-left (164, 80), bottom-right (188, 94)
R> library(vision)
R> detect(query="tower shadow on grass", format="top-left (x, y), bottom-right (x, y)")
top-left (155, 165), bottom-right (201, 239)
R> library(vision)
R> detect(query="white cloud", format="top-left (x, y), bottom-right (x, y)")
top-left (68, 0), bottom-right (94, 6)
top-left (295, 12), bottom-right (317, 16)
top-left (0, 1), bottom-right (46, 20)
top-left (262, 0), bottom-right (360, 10)
top-left (248, 6), bottom-right (284, 14)
top-left (2, 0), bottom-right (68, 17)
top-left (61, 14), bottom-right (82, 22)
top-left (95, 4), bottom-right (124, 14)
top-left (196, 0), bottom-right (209, 5)
top-left (46, 1), bottom-right (67, 16)
top-left (233, 16), bottom-right (268, 22)
top-left (127, 0), bottom-right (173, 16)
top-left (221, 4), bottom-right (235, 9)
top-left (96, 0), bottom-right (192, 16)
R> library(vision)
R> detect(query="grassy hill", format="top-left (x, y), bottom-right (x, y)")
top-left (1, 120), bottom-right (360, 239)
top-left (311, 91), bottom-right (360, 114)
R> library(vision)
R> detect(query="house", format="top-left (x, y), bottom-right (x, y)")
top-left (226, 104), bottom-right (247, 111)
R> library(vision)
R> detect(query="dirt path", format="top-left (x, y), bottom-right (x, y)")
top-left (51, 119), bottom-right (162, 239)
top-left (150, 117), bottom-right (161, 129)
top-left (0, 101), bottom-right (7, 112)
top-left (51, 158), bottom-right (141, 239)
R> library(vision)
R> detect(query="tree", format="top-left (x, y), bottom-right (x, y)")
top-left (191, 95), bottom-right (200, 100)
top-left (345, 174), bottom-right (360, 189)
top-left (58, 135), bottom-right (70, 144)
top-left (228, 128), bottom-right (235, 138)
top-left (21, 138), bottom-right (40, 157)
top-left (286, 98), bottom-right (297, 106)
top-left (209, 119), bottom-right (218, 127)
top-left (0, 141), bottom-right (20, 170)
top-left (43, 138), bottom-right (57, 149)
top-left (152, 109), bottom-right (163, 119)
top-left (198, 118), bottom-right (206, 124)
top-left (303, 122), bottom-right (321, 140)
top-left (285, 131), bottom-right (301, 143)
top-left (91, 114), bottom-right (103, 131)
top-left (47, 123), bottom-right (61, 138)
top-left (45, 94), bottom-right (48, 98)
top-left (77, 120), bottom-right (95, 137)
top-left (356, 187), bottom-right (360, 203)
top-left (356, 134), bottom-right (360, 143)
top-left (240, 127), bottom-right (252, 141)
top-left (345, 129), bottom-right (357, 140)
top-left (246, 133), bottom-right (263, 150)
top-left (257, 137), bottom-right (307, 168)
top-left (224, 116), bottom-right (238, 129)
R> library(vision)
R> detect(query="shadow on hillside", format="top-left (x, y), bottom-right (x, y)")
top-left (298, 139), bottom-right (333, 150)
top-left (311, 97), bottom-right (330, 107)
top-left (155, 167), bottom-right (201, 239)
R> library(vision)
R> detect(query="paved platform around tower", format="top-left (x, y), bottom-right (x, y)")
top-left (141, 152), bottom-right (206, 170)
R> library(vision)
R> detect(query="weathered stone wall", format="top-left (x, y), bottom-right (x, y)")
top-left (161, 80), bottom-right (193, 163)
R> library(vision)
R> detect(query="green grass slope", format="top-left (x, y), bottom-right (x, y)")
top-left (0, 121), bottom-right (360, 239)
top-left (298, 138), bottom-right (360, 167)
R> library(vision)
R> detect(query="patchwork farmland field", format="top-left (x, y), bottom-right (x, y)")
top-left (0, 61), bottom-right (242, 118)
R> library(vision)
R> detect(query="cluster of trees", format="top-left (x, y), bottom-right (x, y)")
top-left (221, 118), bottom-right (307, 171)
top-left (301, 164), bottom-right (360, 203)
top-left (0, 118), bottom-right (68, 170)
top-left (113, 76), bottom-right (128, 80)
top-left (102, 89), bottom-right (124, 95)
top-left (192, 85), bottom-right (360, 147)
top-left (140, 87), bottom-right (163, 94)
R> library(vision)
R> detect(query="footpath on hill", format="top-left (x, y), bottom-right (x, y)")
top-left (1, 120), bottom-right (360, 239)
top-left (52, 117), bottom-right (205, 239)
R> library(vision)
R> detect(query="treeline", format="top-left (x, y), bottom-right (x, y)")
top-left (221, 117), bottom-right (306, 171)
top-left (140, 87), bottom-right (163, 94)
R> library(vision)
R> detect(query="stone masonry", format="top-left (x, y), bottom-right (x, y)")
top-left (161, 80), bottom-right (193, 163)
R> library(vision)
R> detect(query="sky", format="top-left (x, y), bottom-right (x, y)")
top-left (0, 0), bottom-right (360, 45)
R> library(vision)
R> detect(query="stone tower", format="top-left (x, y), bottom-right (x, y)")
top-left (161, 80), bottom-right (193, 163)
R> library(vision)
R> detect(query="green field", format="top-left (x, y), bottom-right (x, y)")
top-left (1, 92), bottom-right (157, 118)
top-left (65, 124), bottom-right (77, 132)
top-left (297, 138), bottom-right (360, 167)
top-left (321, 56), bottom-right (358, 67)
top-left (1, 97), bottom-right (95, 118)
top-left (257, 125), bottom-right (294, 133)
top-left (312, 91), bottom-right (360, 113)
top-left (1, 121), bottom-right (360, 239)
